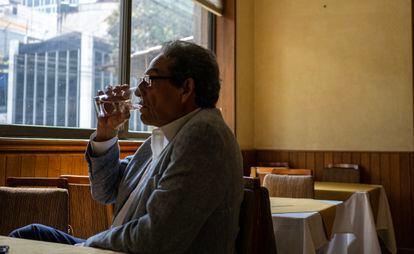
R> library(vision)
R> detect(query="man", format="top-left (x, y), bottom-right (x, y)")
top-left (10, 40), bottom-right (244, 254)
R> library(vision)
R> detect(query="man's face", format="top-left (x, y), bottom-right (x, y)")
top-left (134, 54), bottom-right (185, 127)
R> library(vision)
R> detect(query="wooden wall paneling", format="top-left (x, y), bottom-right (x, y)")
top-left (333, 152), bottom-right (342, 164)
top-left (241, 149), bottom-right (256, 176)
top-left (380, 153), bottom-right (391, 196)
top-left (35, 155), bottom-right (49, 177)
top-left (305, 152), bottom-right (315, 171)
top-left (47, 156), bottom-right (61, 177)
top-left (351, 152), bottom-right (361, 165)
top-left (0, 154), bottom-right (5, 185)
top-left (323, 152), bottom-right (333, 168)
top-left (280, 151), bottom-right (289, 164)
top-left (72, 156), bottom-right (87, 175)
top-left (342, 152), bottom-right (351, 163)
top-left (371, 153), bottom-right (381, 184)
top-left (398, 153), bottom-right (411, 247)
top-left (6, 155), bottom-right (21, 179)
top-left (289, 151), bottom-right (298, 168)
top-left (215, 0), bottom-right (235, 131)
top-left (20, 155), bottom-right (36, 176)
top-left (297, 152), bottom-right (306, 168)
top-left (360, 152), bottom-right (370, 183)
top-left (314, 152), bottom-right (324, 181)
top-left (60, 155), bottom-right (74, 175)
top-left (389, 153), bottom-right (401, 244)
top-left (410, 153), bottom-right (414, 250)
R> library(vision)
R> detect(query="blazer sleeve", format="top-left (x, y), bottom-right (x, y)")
top-left (84, 122), bottom-right (235, 253)
top-left (85, 141), bottom-right (131, 204)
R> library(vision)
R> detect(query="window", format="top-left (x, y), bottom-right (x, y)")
top-left (0, 0), bottom-right (212, 139)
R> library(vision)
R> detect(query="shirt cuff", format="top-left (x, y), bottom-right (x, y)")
top-left (90, 131), bottom-right (118, 156)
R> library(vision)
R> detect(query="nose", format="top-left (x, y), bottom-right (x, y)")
top-left (134, 85), bottom-right (141, 97)
top-left (135, 79), bottom-right (146, 97)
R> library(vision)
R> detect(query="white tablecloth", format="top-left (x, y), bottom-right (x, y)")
top-left (322, 187), bottom-right (396, 254)
top-left (272, 186), bottom-right (396, 254)
top-left (272, 200), bottom-right (341, 254)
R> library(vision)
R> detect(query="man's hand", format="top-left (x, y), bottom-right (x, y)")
top-left (95, 84), bottom-right (131, 142)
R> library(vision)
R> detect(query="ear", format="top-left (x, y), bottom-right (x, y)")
top-left (180, 78), bottom-right (195, 103)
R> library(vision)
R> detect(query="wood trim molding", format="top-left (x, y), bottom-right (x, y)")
top-left (0, 138), bottom-right (142, 153)
top-left (215, 0), bottom-right (235, 132)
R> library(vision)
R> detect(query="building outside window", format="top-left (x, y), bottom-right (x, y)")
top-left (0, 0), bottom-right (211, 137)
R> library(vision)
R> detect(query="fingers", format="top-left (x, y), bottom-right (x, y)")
top-left (98, 84), bottom-right (131, 100)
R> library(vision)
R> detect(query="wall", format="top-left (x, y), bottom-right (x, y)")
top-left (236, 0), bottom-right (254, 149)
top-left (237, 0), bottom-right (413, 151)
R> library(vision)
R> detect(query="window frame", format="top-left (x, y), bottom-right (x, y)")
top-left (0, 0), bottom-right (234, 140)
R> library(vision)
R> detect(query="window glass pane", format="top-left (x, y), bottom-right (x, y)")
top-left (128, 0), bottom-right (210, 132)
top-left (0, 1), bottom-right (120, 129)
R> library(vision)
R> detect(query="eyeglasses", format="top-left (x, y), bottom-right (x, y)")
top-left (138, 75), bottom-right (173, 88)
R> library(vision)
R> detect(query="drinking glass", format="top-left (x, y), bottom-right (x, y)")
top-left (93, 85), bottom-right (141, 117)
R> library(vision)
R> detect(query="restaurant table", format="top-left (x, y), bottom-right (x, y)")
top-left (0, 236), bottom-right (124, 254)
top-left (315, 182), bottom-right (397, 254)
top-left (270, 197), bottom-right (342, 254)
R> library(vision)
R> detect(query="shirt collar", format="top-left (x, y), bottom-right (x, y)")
top-left (159, 108), bottom-right (201, 141)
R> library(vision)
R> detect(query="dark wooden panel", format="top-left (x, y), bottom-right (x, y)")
top-left (324, 152), bottom-right (333, 168)
top-left (6, 155), bottom-right (21, 178)
top-left (314, 152), bottom-right (324, 181)
top-left (333, 152), bottom-right (342, 164)
top-left (35, 155), bottom-right (49, 177)
top-left (390, 153), bottom-right (401, 243)
top-left (399, 153), bottom-right (411, 247)
top-left (289, 152), bottom-right (298, 168)
top-left (20, 155), bottom-right (36, 177)
top-left (305, 152), bottom-right (315, 171)
top-left (371, 153), bottom-right (381, 184)
top-left (241, 149), bottom-right (256, 176)
top-left (0, 154), bottom-right (5, 185)
top-left (360, 152), bottom-right (371, 183)
top-left (342, 152), bottom-right (351, 163)
top-left (297, 152), bottom-right (306, 168)
top-left (47, 156), bottom-right (61, 177)
top-left (380, 153), bottom-right (391, 195)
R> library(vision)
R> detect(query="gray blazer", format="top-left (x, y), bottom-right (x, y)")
top-left (84, 108), bottom-right (244, 254)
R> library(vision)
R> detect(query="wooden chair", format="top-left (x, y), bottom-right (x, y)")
top-left (257, 162), bottom-right (289, 168)
top-left (237, 177), bottom-right (277, 254)
top-left (7, 177), bottom-right (68, 189)
top-left (236, 188), bottom-right (256, 254)
top-left (1, 178), bottom-right (69, 236)
top-left (251, 166), bottom-right (311, 185)
top-left (60, 175), bottom-right (113, 239)
top-left (322, 163), bottom-right (360, 183)
top-left (262, 169), bottom-right (314, 198)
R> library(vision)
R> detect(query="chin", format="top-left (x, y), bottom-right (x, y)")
top-left (140, 116), bottom-right (156, 127)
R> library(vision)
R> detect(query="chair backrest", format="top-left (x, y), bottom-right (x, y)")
top-left (236, 188), bottom-right (256, 254)
top-left (251, 167), bottom-right (312, 185)
top-left (263, 173), bottom-right (314, 198)
top-left (0, 186), bottom-right (69, 236)
top-left (239, 177), bottom-right (277, 254)
top-left (60, 175), bottom-right (113, 239)
top-left (7, 177), bottom-right (68, 189)
top-left (322, 163), bottom-right (360, 183)
top-left (257, 162), bottom-right (289, 168)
